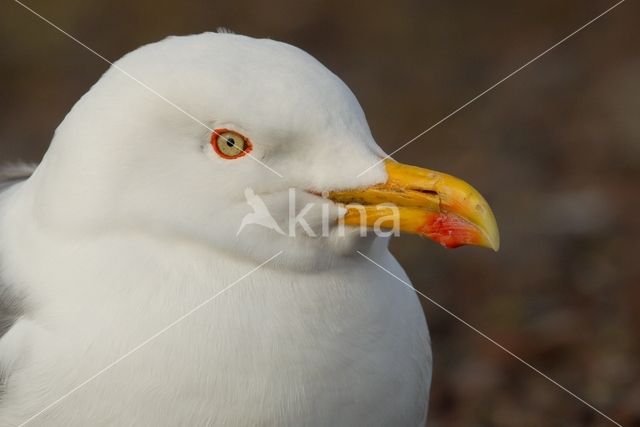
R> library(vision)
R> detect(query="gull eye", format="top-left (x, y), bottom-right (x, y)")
top-left (211, 129), bottom-right (252, 159)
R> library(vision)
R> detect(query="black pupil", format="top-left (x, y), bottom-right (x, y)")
top-left (226, 137), bottom-right (236, 148)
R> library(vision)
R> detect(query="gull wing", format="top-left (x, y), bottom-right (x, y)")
top-left (0, 163), bottom-right (36, 399)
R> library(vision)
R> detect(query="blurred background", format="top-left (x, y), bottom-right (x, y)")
top-left (1, 0), bottom-right (638, 425)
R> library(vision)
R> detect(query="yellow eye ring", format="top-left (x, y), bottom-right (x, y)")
top-left (211, 129), bottom-right (252, 159)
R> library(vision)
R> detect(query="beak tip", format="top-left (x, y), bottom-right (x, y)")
top-left (480, 216), bottom-right (500, 252)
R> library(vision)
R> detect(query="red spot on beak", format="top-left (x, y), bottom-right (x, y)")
top-left (418, 213), bottom-right (482, 249)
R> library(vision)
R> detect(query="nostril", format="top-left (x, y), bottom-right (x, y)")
top-left (414, 189), bottom-right (438, 196)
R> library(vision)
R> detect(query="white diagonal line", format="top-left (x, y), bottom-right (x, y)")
top-left (358, 0), bottom-right (626, 177)
top-left (357, 251), bottom-right (623, 427)
top-left (11, 0), bottom-right (284, 178)
top-left (18, 251), bottom-right (283, 427)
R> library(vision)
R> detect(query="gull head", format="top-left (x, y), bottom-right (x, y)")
top-left (30, 32), bottom-right (498, 270)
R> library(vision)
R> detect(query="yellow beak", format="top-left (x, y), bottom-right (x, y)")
top-left (328, 160), bottom-right (500, 251)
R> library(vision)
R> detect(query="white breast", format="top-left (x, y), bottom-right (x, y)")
top-left (0, 205), bottom-right (430, 426)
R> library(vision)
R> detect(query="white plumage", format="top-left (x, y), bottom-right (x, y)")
top-left (0, 33), bottom-right (431, 426)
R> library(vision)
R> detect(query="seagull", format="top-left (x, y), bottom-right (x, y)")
top-left (0, 32), bottom-right (499, 426)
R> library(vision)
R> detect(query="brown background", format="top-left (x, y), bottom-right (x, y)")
top-left (1, 1), bottom-right (638, 426)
